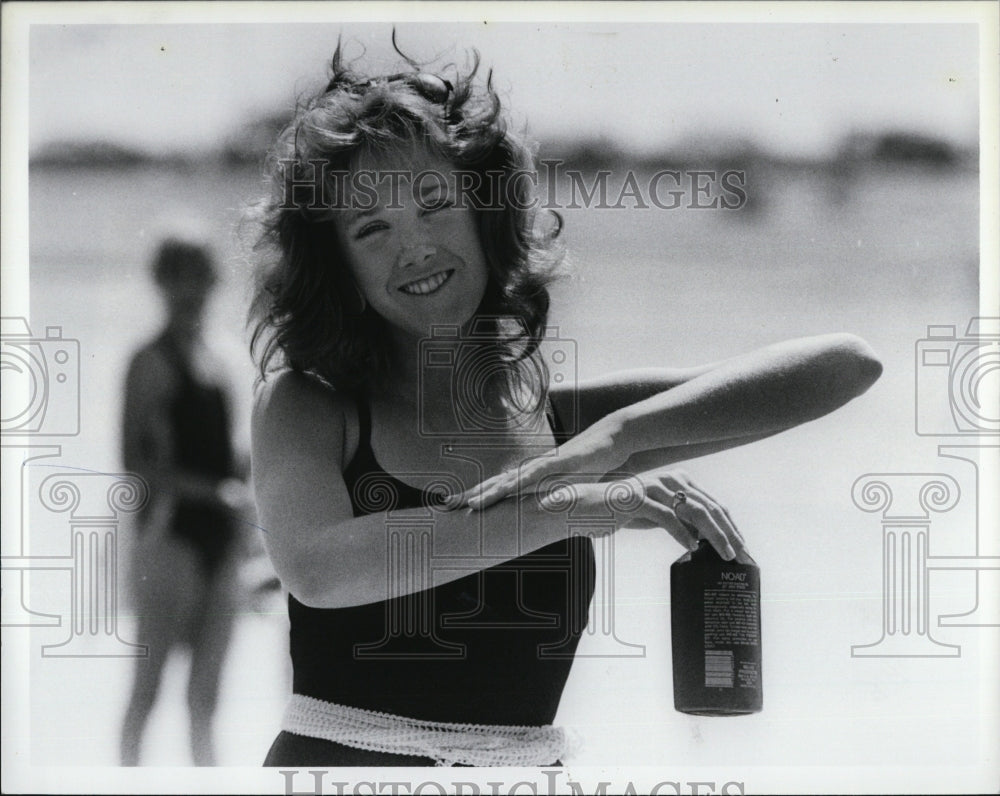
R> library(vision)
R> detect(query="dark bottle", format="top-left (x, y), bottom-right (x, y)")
top-left (670, 540), bottom-right (762, 715)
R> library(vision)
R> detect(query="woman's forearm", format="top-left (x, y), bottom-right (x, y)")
top-left (619, 430), bottom-right (781, 473)
top-left (612, 333), bottom-right (882, 458)
top-left (275, 496), bottom-right (583, 609)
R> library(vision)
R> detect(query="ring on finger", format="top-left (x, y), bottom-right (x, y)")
top-left (671, 490), bottom-right (687, 510)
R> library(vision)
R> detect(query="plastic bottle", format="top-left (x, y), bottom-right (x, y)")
top-left (670, 539), bottom-right (762, 715)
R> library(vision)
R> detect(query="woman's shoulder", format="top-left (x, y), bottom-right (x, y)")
top-left (253, 369), bottom-right (347, 421)
top-left (251, 370), bottom-right (359, 464)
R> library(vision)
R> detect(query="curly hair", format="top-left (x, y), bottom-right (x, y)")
top-left (248, 41), bottom-right (565, 406)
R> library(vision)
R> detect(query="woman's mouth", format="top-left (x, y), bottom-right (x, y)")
top-left (398, 269), bottom-right (455, 296)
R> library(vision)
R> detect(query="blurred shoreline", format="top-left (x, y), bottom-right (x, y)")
top-left (30, 127), bottom-right (977, 175)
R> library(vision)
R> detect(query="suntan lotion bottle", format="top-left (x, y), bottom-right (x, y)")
top-left (670, 538), bottom-right (763, 715)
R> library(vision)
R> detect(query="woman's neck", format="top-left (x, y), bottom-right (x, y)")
top-left (163, 319), bottom-right (202, 356)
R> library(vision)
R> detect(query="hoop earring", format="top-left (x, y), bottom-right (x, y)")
top-left (351, 282), bottom-right (367, 314)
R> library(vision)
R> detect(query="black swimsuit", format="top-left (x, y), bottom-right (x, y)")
top-left (264, 399), bottom-right (596, 766)
top-left (158, 333), bottom-right (238, 575)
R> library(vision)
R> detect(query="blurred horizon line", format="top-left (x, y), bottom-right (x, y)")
top-left (29, 124), bottom-right (977, 173)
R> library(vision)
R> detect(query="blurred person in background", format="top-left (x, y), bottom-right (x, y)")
top-left (119, 235), bottom-right (254, 766)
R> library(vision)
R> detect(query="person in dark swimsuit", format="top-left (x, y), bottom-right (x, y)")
top-left (263, 399), bottom-right (593, 766)
top-left (119, 236), bottom-right (252, 766)
top-left (248, 42), bottom-right (882, 766)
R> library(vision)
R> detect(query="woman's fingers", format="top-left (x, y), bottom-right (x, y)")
top-left (647, 472), bottom-right (742, 560)
top-left (717, 503), bottom-right (746, 548)
top-left (642, 481), bottom-right (697, 549)
top-left (654, 505), bottom-right (701, 551)
top-left (679, 482), bottom-right (746, 555)
top-left (467, 472), bottom-right (522, 510)
top-left (444, 457), bottom-right (545, 511)
top-left (443, 467), bottom-right (518, 510)
top-left (456, 448), bottom-right (581, 511)
top-left (445, 421), bottom-right (621, 512)
top-left (675, 498), bottom-right (736, 560)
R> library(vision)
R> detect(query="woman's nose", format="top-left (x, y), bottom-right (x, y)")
top-left (397, 243), bottom-right (437, 270)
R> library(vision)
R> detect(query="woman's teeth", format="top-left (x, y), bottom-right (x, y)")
top-left (399, 270), bottom-right (453, 296)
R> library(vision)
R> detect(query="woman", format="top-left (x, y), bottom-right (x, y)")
top-left (120, 236), bottom-right (250, 766)
top-left (249, 45), bottom-right (882, 767)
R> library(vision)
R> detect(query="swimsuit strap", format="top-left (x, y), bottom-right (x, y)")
top-left (355, 394), bottom-right (373, 451)
top-left (547, 395), bottom-right (571, 446)
top-left (344, 395), bottom-right (571, 518)
top-left (342, 396), bottom-right (428, 516)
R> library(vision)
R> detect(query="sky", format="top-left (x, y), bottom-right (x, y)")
top-left (28, 20), bottom-right (979, 158)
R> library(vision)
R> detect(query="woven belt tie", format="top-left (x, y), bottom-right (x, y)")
top-left (282, 694), bottom-right (573, 767)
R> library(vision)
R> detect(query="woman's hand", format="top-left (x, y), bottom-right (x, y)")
top-left (530, 467), bottom-right (745, 560)
top-left (446, 414), bottom-right (626, 511)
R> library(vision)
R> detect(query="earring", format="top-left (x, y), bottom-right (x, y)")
top-left (351, 281), bottom-right (367, 314)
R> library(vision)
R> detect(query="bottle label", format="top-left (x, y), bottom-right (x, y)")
top-left (703, 570), bottom-right (760, 687)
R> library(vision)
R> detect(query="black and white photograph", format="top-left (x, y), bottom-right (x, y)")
top-left (2, 2), bottom-right (997, 794)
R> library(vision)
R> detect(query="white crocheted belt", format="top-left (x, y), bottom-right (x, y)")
top-left (281, 694), bottom-right (572, 767)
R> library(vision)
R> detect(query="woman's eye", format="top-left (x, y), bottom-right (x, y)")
top-left (355, 221), bottom-right (388, 240)
top-left (423, 198), bottom-right (455, 215)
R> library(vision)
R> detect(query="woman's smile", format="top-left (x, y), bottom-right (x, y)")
top-left (398, 268), bottom-right (455, 296)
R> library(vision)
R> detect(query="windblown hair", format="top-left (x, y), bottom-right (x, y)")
top-left (248, 42), bottom-right (564, 405)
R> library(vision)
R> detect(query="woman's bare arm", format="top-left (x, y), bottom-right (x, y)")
top-left (457, 334), bottom-right (881, 510)
top-left (252, 372), bottom-right (589, 607)
top-left (607, 333), bottom-right (882, 464)
top-left (252, 371), bottom-right (716, 607)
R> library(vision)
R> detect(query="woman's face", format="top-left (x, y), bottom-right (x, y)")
top-left (332, 145), bottom-right (489, 341)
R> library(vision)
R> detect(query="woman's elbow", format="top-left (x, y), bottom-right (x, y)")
top-left (843, 334), bottom-right (883, 395)
top-left (268, 547), bottom-right (359, 609)
top-left (823, 333), bottom-right (883, 398)
top-left (261, 537), bottom-right (331, 607)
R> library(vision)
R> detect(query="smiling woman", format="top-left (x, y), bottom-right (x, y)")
top-left (245, 39), bottom-right (882, 768)
top-left (333, 145), bottom-right (490, 338)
